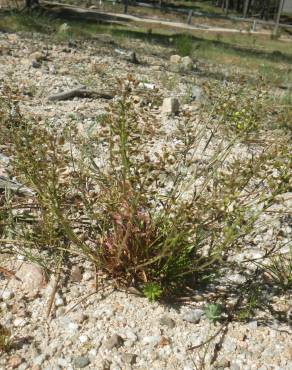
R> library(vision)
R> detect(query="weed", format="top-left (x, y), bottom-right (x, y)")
top-left (0, 79), bottom-right (290, 300)
top-left (205, 79), bottom-right (273, 137)
top-left (143, 282), bottom-right (163, 302)
top-left (204, 303), bottom-right (222, 323)
top-left (0, 324), bottom-right (12, 353)
top-left (175, 34), bottom-right (194, 56)
top-left (262, 250), bottom-right (292, 292)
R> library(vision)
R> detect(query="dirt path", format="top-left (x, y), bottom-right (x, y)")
top-left (42, 1), bottom-right (292, 41)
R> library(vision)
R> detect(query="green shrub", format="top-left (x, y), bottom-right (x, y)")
top-left (0, 80), bottom-right (290, 300)
top-left (175, 34), bottom-right (194, 56)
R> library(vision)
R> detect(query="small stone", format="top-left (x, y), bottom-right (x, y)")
top-left (88, 348), bottom-right (97, 359)
top-left (0, 289), bottom-right (14, 300)
top-left (14, 317), bottom-right (26, 327)
top-left (57, 358), bottom-right (68, 367)
top-left (56, 307), bottom-right (66, 317)
top-left (29, 52), bottom-right (43, 62)
top-left (161, 97), bottom-right (179, 115)
top-left (213, 358), bottom-right (230, 368)
top-left (69, 311), bottom-right (87, 324)
top-left (248, 320), bottom-right (258, 330)
top-left (31, 60), bottom-right (41, 68)
top-left (67, 321), bottom-right (79, 332)
top-left (230, 362), bottom-right (241, 370)
top-left (227, 273), bottom-right (246, 284)
top-left (141, 335), bottom-right (161, 345)
top-left (55, 294), bottom-right (64, 307)
top-left (159, 315), bottom-right (175, 328)
top-left (73, 356), bottom-right (90, 368)
top-left (31, 365), bottom-right (41, 370)
top-left (14, 263), bottom-right (46, 292)
top-left (18, 364), bottom-right (28, 370)
top-left (181, 56), bottom-right (193, 71)
top-left (104, 334), bottom-right (124, 350)
top-left (191, 86), bottom-right (203, 102)
top-left (121, 353), bottom-right (137, 365)
top-left (132, 95), bottom-right (140, 104)
top-left (83, 271), bottom-right (92, 281)
top-left (70, 266), bottom-right (82, 282)
top-left (124, 329), bottom-right (137, 341)
top-left (100, 359), bottom-right (111, 370)
top-left (79, 334), bottom-right (89, 343)
top-left (182, 309), bottom-right (204, 324)
top-left (8, 355), bottom-right (23, 368)
top-left (138, 82), bottom-right (155, 90)
top-left (33, 354), bottom-right (47, 366)
top-left (170, 55), bottom-right (181, 64)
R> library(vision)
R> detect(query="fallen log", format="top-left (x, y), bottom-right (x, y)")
top-left (0, 176), bottom-right (34, 196)
top-left (48, 87), bottom-right (115, 102)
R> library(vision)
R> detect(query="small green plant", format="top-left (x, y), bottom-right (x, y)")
top-left (175, 34), bottom-right (193, 56)
top-left (262, 251), bottom-right (292, 291)
top-left (207, 80), bottom-right (268, 136)
top-left (143, 282), bottom-right (163, 302)
top-left (0, 324), bottom-right (12, 353)
top-left (237, 283), bottom-right (263, 321)
top-left (204, 303), bottom-right (222, 323)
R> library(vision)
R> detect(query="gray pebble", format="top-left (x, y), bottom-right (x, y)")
top-left (104, 334), bottom-right (124, 350)
top-left (33, 354), bottom-right (47, 366)
top-left (159, 315), bottom-right (175, 328)
top-left (141, 335), bottom-right (161, 345)
top-left (248, 320), bottom-right (258, 330)
top-left (73, 356), bottom-right (90, 368)
top-left (182, 309), bottom-right (204, 324)
top-left (121, 353), bottom-right (137, 365)
top-left (18, 364), bottom-right (28, 370)
top-left (230, 362), bottom-right (241, 370)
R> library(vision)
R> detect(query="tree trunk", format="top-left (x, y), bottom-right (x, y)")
top-left (243, 0), bottom-right (250, 17)
top-left (224, 0), bottom-right (230, 14)
top-left (273, 0), bottom-right (285, 36)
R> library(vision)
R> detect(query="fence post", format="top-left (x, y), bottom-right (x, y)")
top-left (124, 0), bottom-right (128, 14)
top-left (187, 10), bottom-right (193, 25)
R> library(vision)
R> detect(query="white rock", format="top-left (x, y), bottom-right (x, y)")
top-left (14, 262), bottom-right (46, 292)
top-left (226, 274), bottom-right (246, 284)
top-left (57, 358), bottom-right (68, 367)
top-left (141, 335), bottom-right (161, 345)
top-left (138, 82), bottom-right (156, 90)
top-left (79, 334), bottom-right (89, 343)
top-left (88, 348), bottom-right (97, 357)
top-left (0, 289), bottom-right (14, 300)
top-left (181, 56), bottom-right (193, 71)
top-left (68, 322), bottom-right (79, 332)
top-left (124, 329), bottom-right (137, 341)
top-left (248, 320), bottom-right (258, 330)
top-left (33, 354), bottom-right (47, 366)
top-left (14, 318), bottom-right (26, 327)
top-left (170, 55), bottom-right (181, 64)
top-left (83, 271), bottom-right (92, 281)
top-left (182, 309), bottom-right (204, 323)
top-left (161, 97), bottom-right (179, 115)
top-left (55, 295), bottom-right (64, 307)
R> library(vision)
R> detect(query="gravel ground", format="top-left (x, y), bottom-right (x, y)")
top-left (0, 30), bottom-right (291, 370)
